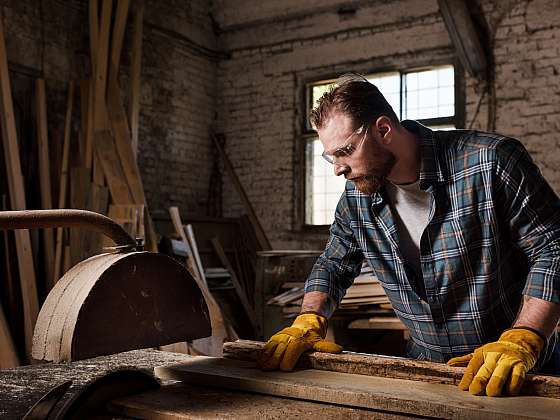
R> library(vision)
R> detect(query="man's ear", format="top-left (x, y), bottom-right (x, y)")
top-left (374, 116), bottom-right (393, 145)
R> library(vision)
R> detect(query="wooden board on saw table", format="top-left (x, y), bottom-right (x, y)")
top-left (108, 382), bottom-right (409, 420)
top-left (155, 357), bottom-right (560, 420)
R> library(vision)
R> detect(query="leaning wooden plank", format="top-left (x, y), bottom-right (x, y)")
top-left (210, 237), bottom-right (257, 330)
top-left (106, 70), bottom-right (157, 252)
top-left (212, 134), bottom-right (271, 250)
top-left (155, 357), bottom-right (560, 420)
top-left (88, 0), bottom-right (99, 71)
top-left (35, 78), bottom-right (55, 290)
top-left (223, 340), bottom-right (560, 400)
top-left (54, 82), bottom-right (74, 282)
top-left (185, 224), bottom-right (206, 287)
top-left (93, 0), bottom-right (112, 130)
top-left (1, 196), bottom-right (18, 332)
top-left (0, 302), bottom-right (19, 368)
top-left (108, 0), bottom-right (130, 81)
top-left (169, 207), bottom-right (230, 356)
top-left (69, 167), bottom-right (91, 265)
top-left (94, 130), bottom-right (134, 204)
top-left (0, 16), bottom-right (39, 359)
top-left (79, 79), bottom-right (94, 169)
top-left (129, 0), bottom-right (143, 156)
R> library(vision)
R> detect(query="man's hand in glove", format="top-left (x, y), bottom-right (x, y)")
top-left (447, 328), bottom-right (544, 397)
top-left (257, 313), bottom-right (342, 371)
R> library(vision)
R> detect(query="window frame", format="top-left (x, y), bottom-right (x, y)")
top-left (296, 60), bottom-right (465, 231)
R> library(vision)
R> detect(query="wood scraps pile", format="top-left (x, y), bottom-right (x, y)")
top-left (0, 0), bottom-right (150, 367)
top-left (267, 262), bottom-right (406, 330)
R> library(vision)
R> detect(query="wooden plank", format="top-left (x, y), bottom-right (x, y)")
top-left (223, 340), bottom-right (560, 400)
top-left (155, 357), bottom-right (560, 420)
top-left (210, 237), bottom-right (257, 330)
top-left (82, 183), bottom-right (109, 256)
top-left (80, 79), bottom-right (95, 169)
top-left (35, 78), bottom-right (55, 290)
top-left (54, 82), bottom-right (74, 283)
top-left (106, 204), bottom-right (144, 245)
top-left (94, 130), bottom-right (134, 204)
top-left (129, 0), bottom-right (144, 156)
top-left (108, 0), bottom-right (130, 81)
top-left (0, 15), bottom-right (39, 359)
top-left (106, 66), bottom-right (157, 252)
top-left (92, 152), bottom-right (104, 185)
top-left (93, 0), bottom-right (112, 130)
top-left (347, 317), bottom-right (406, 330)
top-left (1, 195), bottom-right (18, 332)
top-left (212, 134), bottom-right (271, 251)
top-left (108, 382), bottom-right (395, 420)
top-left (185, 224), bottom-right (206, 286)
top-left (0, 302), bottom-right (19, 368)
top-left (69, 167), bottom-right (91, 265)
top-left (88, 0), bottom-right (99, 72)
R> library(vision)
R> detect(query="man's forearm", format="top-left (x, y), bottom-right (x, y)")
top-left (300, 291), bottom-right (337, 318)
top-left (513, 295), bottom-right (560, 338)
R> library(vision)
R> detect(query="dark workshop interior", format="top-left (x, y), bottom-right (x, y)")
top-left (1, 0), bottom-right (560, 418)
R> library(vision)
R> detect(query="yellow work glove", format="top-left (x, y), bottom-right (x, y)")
top-left (447, 328), bottom-right (544, 397)
top-left (257, 313), bottom-right (342, 371)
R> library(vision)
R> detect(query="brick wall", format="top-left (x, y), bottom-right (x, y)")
top-left (213, 0), bottom-right (560, 249)
top-left (3, 0), bottom-right (559, 248)
top-left (1, 0), bottom-right (218, 216)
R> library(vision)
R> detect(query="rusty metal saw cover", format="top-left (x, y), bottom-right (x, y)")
top-left (32, 252), bottom-right (211, 362)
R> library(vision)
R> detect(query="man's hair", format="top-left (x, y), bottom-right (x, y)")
top-left (310, 73), bottom-right (399, 130)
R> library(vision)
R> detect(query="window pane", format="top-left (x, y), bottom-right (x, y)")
top-left (312, 83), bottom-right (334, 110)
top-left (367, 72), bottom-right (401, 117)
top-left (404, 65), bottom-right (454, 119)
top-left (305, 137), bottom-right (346, 225)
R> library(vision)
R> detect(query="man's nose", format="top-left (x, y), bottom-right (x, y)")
top-left (334, 163), bottom-right (349, 177)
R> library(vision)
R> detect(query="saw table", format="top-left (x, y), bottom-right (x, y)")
top-left (3, 342), bottom-right (560, 419)
top-left (0, 349), bottom-right (401, 419)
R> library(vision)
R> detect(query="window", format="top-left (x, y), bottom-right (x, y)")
top-left (303, 65), bottom-right (460, 226)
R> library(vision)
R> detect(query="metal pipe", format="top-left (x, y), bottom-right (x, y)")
top-left (0, 209), bottom-right (136, 247)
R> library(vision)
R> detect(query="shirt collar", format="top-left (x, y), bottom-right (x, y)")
top-left (401, 120), bottom-right (446, 190)
top-left (369, 120), bottom-right (446, 205)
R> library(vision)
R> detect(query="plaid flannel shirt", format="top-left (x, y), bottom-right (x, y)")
top-left (305, 120), bottom-right (560, 363)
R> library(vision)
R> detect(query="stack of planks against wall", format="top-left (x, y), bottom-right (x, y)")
top-left (0, 0), bottom-right (154, 367)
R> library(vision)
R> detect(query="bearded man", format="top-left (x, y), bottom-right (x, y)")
top-left (258, 75), bottom-right (560, 397)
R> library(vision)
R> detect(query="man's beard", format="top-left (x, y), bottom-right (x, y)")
top-left (352, 175), bottom-right (386, 195)
top-left (351, 149), bottom-right (396, 195)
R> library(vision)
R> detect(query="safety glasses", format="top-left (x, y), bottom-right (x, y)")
top-left (321, 125), bottom-right (369, 164)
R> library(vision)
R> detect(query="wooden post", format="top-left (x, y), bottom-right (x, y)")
top-left (0, 15), bottom-right (39, 360)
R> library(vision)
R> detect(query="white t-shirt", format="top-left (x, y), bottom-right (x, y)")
top-left (385, 180), bottom-right (431, 298)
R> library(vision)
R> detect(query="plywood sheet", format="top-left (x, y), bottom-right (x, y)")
top-left (156, 357), bottom-right (560, 420)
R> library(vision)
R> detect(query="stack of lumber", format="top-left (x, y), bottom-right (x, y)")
top-left (338, 264), bottom-right (389, 310)
top-left (268, 262), bottom-right (397, 321)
